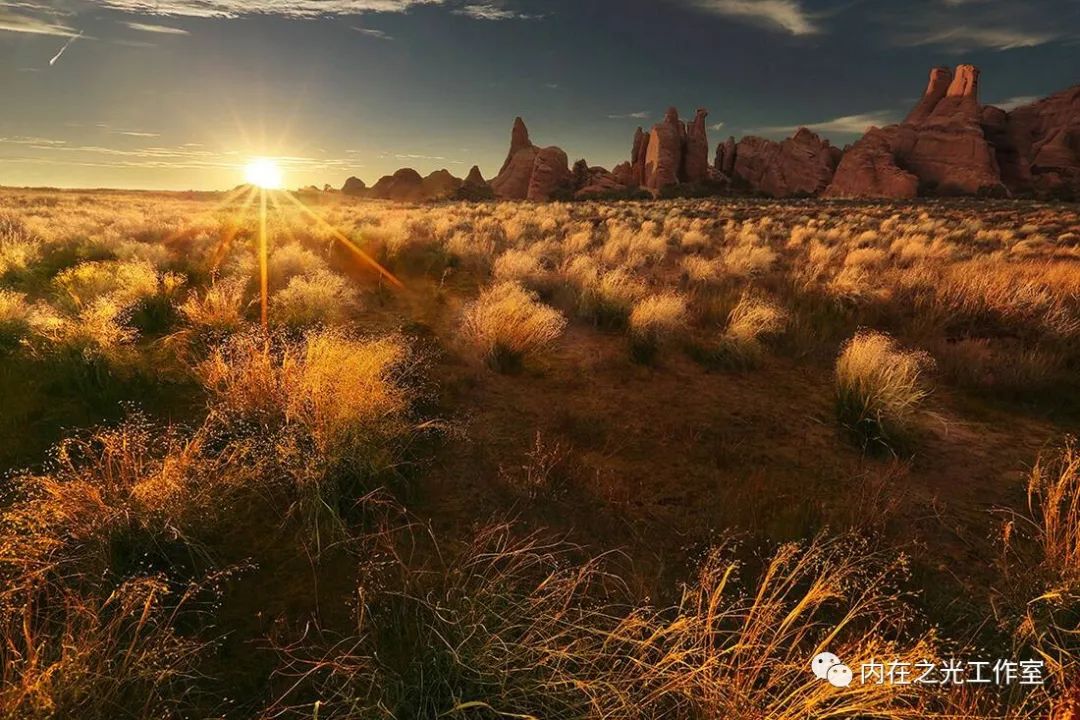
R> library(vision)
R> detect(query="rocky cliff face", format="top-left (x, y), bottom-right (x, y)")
top-left (717, 128), bottom-right (840, 197)
top-left (615, 108), bottom-right (712, 195)
top-left (827, 65), bottom-right (1079, 199)
top-left (489, 117), bottom-right (574, 201)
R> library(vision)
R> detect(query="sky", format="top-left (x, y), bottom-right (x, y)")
top-left (1, 0), bottom-right (1078, 191)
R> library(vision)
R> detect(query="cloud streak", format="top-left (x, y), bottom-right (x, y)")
top-left (84, 0), bottom-right (444, 18)
top-left (452, 3), bottom-right (541, 20)
top-left (124, 20), bottom-right (189, 33)
top-left (755, 109), bottom-right (899, 136)
top-left (0, 6), bottom-right (77, 35)
top-left (895, 24), bottom-right (1056, 51)
top-left (680, 0), bottom-right (819, 36)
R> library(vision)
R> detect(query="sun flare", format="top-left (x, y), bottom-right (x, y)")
top-left (244, 158), bottom-right (284, 189)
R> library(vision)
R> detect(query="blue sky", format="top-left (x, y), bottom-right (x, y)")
top-left (1, 0), bottom-right (1078, 190)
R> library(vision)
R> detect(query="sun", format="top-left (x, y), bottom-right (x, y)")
top-left (244, 158), bottom-right (284, 189)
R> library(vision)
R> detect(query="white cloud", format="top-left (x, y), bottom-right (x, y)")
top-left (682, 0), bottom-right (819, 36)
top-left (756, 109), bottom-right (899, 136)
top-left (709, 121), bottom-right (726, 131)
top-left (352, 25), bottom-right (392, 39)
top-left (896, 24), bottom-right (1056, 51)
top-left (452, 3), bottom-right (540, 20)
top-left (84, 0), bottom-right (444, 19)
top-left (992, 95), bottom-right (1039, 111)
top-left (124, 20), bottom-right (189, 33)
top-left (608, 111), bottom-right (650, 120)
top-left (0, 7), bottom-right (77, 35)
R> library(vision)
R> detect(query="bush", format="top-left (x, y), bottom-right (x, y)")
top-left (0, 288), bottom-right (32, 350)
top-left (271, 271), bottom-right (360, 329)
top-left (628, 292), bottom-right (688, 362)
top-left (835, 331), bottom-right (932, 449)
top-left (178, 277), bottom-right (249, 338)
top-left (461, 281), bottom-right (567, 372)
top-left (579, 268), bottom-right (646, 328)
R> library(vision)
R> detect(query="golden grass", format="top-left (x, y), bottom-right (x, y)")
top-left (835, 331), bottom-right (932, 448)
top-left (461, 281), bottom-right (567, 371)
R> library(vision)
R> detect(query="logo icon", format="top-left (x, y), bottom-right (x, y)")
top-left (812, 651), bottom-right (853, 688)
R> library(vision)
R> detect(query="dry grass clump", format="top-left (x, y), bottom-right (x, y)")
top-left (579, 267), bottom-right (647, 327)
top-left (268, 243), bottom-right (328, 289)
top-left (681, 255), bottom-right (723, 286)
top-left (271, 270), bottom-right (360, 329)
top-left (835, 331), bottom-right (932, 448)
top-left (704, 293), bottom-right (789, 367)
top-left (994, 441), bottom-right (1080, 700)
top-left (196, 329), bottom-right (417, 541)
top-left (271, 530), bottom-right (938, 720)
top-left (492, 248), bottom-right (546, 288)
top-left (178, 277), bottom-right (249, 338)
top-left (628, 292), bottom-right (688, 361)
top-left (461, 281), bottom-right (567, 372)
top-left (722, 241), bottom-right (777, 277)
top-left (197, 329), bottom-right (413, 465)
top-left (0, 288), bottom-right (32, 349)
top-left (0, 576), bottom-right (209, 720)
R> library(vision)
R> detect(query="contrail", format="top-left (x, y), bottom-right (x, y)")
top-left (49, 30), bottom-right (83, 66)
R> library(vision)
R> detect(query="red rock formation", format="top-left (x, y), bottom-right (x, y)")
top-left (827, 64), bottom-right (1005, 198)
top-left (905, 66), bottom-right (953, 124)
top-left (573, 159), bottom-right (630, 198)
top-left (491, 117), bottom-right (541, 200)
top-left (421, 169), bottom-right (463, 199)
top-left (994, 86), bottom-right (1080, 199)
top-left (454, 165), bottom-right (495, 201)
top-left (527, 146), bottom-right (573, 201)
top-left (723, 128), bottom-right (840, 197)
top-left (644, 107), bottom-right (686, 193)
top-left (684, 109), bottom-right (710, 183)
top-left (715, 136), bottom-right (736, 176)
top-left (341, 176), bottom-right (367, 196)
top-left (490, 117), bottom-right (573, 201)
top-left (823, 129), bottom-right (919, 199)
top-left (631, 127), bottom-right (649, 186)
top-left (369, 168), bottom-right (427, 201)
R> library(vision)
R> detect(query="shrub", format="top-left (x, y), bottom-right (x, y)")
top-left (0, 288), bottom-right (32, 350)
top-left (835, 331), bottom-right (932, 448)
top-left (697, 293), bottom-right (788, 368)
top-left (723, 242), bottom-right (777, 277)
top-left (461, 281), bottom-right (567, 372)
top-left (579, 268), bottom-right (646, 328)
top-left (272, 271), bottom-right (360, 329)
top-left (682, 255), bottom-right (723, 286)
top-left (628, 292), bottom-right (688, 362)
top-left (492, 248), bottom-right (544, 287)
top-left (178, 277), bottom-right (249, 338)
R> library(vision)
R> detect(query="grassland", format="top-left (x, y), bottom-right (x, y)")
top-left (1, 187), bottom-right (1079, 718)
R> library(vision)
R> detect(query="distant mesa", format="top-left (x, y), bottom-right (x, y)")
top-left (340, 168), bottom-right (469, 202)
top-left (339, 67), bottom-right (1079, 203)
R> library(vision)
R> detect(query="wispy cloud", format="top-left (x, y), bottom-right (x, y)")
top-left (895, 24), bottom-right (1056, 51)
top-left (755, 109), bottom-right (898, 136)
top-left (709, 121), bottom-right (726, 131)
top-left (679, 0), bottom-right (819, 36)
top-left (452, 3), bottom-right (542, 20)
top-left (84, 0), bottom-right (445, 19)
top-left (608, 111), bottom-right (650, 120)
top-left (124, 20), bottom-right (189, 33)
top-left (352, 25), bottom-right (392, 39)
top-left (0, 6), bottom-right (77, 35)
top-left (992, 95), bottom-right (1039, 111)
